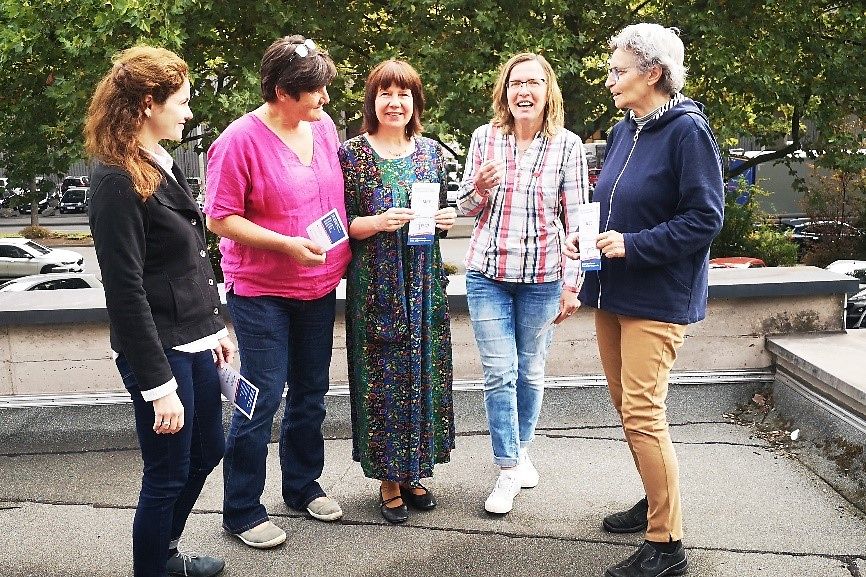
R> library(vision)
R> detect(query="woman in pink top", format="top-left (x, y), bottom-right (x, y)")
top-left (204, 35), bottom-right (350, 549)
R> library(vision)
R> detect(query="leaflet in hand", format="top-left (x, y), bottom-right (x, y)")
top-left (535, 311), bottom-right (560, 340)
top-left (306, 208), bottom-right (349, 250)
top-left (218, 365), bottom-right (259, 420)
top-left (578, 202), bottom-right (602, 271)
top-left (407, 182), bottom-right (438, 245)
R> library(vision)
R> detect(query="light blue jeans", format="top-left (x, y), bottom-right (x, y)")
top-left (465, 270), bottom-right (561, 467)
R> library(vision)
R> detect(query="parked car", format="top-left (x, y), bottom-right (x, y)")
top-left (826, 260), bottom-right (866, 287)
top-left (59, 187), bottom-right (90, 213)
top-left (445, 159), bottom-right (460, 207)
top-left (0, 273), bottom-right (102, 292)
top-left (61, 176), bottom-right (89, 192)
top-left (0, 238), bottom-right (85, 277)
top-left (778, 218), bottom-right (864, 254)
top-left (17, 195), bottom-right (52, 214)
top-left (709, 256), bottom-right (766, 269)
top-left (845, 287), bottom-right (866, 329)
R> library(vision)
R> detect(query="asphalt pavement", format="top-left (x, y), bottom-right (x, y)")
top-left (2, 385), bottom-right (865, 577)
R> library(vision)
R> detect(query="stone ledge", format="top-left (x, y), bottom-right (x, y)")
top-left (0, 267), bottom-right (858, 327)
top-left (766, 332), bottom-right (866, 419)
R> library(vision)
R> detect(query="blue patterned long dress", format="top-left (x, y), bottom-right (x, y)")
top-left (338, 134), bottom-right (455, 483)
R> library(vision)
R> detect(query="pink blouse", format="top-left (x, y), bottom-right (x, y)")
top-left (205, 112), bottom-right (350, 300)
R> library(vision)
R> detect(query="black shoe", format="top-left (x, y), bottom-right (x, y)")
top-left (379, 488), bottom-right (409, 524)
top-left (605, 541), bottom-right (688, 577)
top-left (603, 497), bottom-right (649, 533)
top-left (400, 483), bottom-right (437, 510)
top-left (166, 552), bottom-right (225, 577)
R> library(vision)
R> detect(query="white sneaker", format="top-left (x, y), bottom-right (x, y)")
top-left (306, 495), bottom-right (343, 521)
top-left (484, 471), bottom-right (522, 514)
top-left (516, 448), bottom-right (539, 488)
top-left (234, 520), bottom-right (286, 549)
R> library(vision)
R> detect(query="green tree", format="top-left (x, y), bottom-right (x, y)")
top-left (2, 0), bottom-right (864, 203)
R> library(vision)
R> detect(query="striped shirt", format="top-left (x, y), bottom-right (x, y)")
top-left (456, 123), bottom-right (589, 290)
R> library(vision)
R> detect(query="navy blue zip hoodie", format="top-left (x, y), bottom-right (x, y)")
top-left (579, 98), bottom-right (724, 324)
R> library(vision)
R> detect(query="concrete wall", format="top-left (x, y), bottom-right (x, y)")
top-left (0, 267), bottom-right (858, 398)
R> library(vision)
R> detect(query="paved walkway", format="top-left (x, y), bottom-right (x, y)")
top-left (2, 385), bottom-right (865, 577)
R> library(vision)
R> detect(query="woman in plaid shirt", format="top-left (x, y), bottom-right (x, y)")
top-left (456, 52), bottom-right (589, 515)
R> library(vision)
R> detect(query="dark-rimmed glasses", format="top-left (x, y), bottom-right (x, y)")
top-left (607, 67), bottom-right (632, 82)
top-left (507, 78), bottom-right (546, 90)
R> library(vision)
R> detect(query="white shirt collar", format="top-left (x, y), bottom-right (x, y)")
top-left (141, 144), bottom-right (177, 182)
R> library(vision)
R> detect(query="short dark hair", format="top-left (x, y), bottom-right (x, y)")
top-left (361, 59), bottom-right (425, 138)
top-left (260, 35), bottom-right (337, 102)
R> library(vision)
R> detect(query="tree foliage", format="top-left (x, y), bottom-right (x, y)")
top-left (1, 0), bottom-right (864, 195)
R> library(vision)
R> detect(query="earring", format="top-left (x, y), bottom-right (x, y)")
top-left (144, 109), bottom-right (152, 118)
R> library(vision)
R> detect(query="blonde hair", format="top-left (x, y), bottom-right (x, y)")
top-left (491, 53), bottom-right (564, 137)
top-left (84, 46), bottom-right (188, 200)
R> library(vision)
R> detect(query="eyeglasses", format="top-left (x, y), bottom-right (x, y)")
top-left (507, 78), bottom-right (546, 90)
top-left (287, 39), bottom-right (316, 61)
top-left (607, 67), bottom-right (631, 82)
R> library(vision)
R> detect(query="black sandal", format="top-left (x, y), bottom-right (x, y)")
top-left (400, 483), bottom-right (437, 511)
top-left (379, 488), bottom-right (409, 524)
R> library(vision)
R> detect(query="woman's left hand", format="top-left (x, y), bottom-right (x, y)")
top-left (435, 207), bottom-right (458, 231)
top-left (554, 289), bottom-right (580, 324)
top-left (213, 336), bottom-right (236, 367)
top-left (597, 230), bottom-right (626, 258)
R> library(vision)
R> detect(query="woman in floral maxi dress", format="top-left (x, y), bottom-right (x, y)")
top-left (339, 59), bottom-right (457, 524)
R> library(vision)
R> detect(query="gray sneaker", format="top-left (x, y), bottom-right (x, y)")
top-left (234, 521), bottom-right (286, 549)
top-left (306, 495), bottom-right (343, 521)
top-left (166, 552), bottom-right (225, 577)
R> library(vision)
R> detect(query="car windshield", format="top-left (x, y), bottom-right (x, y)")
top-left (24, 241), bottom-right (50, 254)
top-left (64, 190), bottom-right (85, 202)
top-left (0, 280), bottom-right (13, 290)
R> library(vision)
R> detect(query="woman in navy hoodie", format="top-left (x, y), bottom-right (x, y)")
top-left (566, 23), bottom-right (724, 577)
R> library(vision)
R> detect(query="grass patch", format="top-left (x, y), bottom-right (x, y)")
top-left (0, 229), bottom-right (92, 243)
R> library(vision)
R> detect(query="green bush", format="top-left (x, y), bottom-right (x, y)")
top-left (748, 226), bottom-right (798, 266)
top-left (711, 179), bottom-right (798, 266)
top-left (802, 237), bottom-right (864, 268)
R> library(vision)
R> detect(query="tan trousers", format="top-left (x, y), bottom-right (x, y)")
top-left (595, 308), bottom-right (686, 542)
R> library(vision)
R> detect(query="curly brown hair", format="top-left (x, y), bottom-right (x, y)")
top-left (84, 46), bottom-right (188, 200)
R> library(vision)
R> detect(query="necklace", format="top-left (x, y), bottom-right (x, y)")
top-left (370, 134), bottom-right (413, 158)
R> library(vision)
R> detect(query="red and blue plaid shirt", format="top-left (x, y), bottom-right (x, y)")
top-left (457, 123), bottom-right (589, 291)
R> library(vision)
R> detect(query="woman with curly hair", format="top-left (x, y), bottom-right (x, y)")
top-left (86, 45), bottom-right (233, 577)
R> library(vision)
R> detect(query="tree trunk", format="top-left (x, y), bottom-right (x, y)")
top-left (29, 177), bottom-right (39, 228)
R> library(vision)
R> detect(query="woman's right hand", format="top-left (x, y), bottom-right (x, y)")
top-left (473, 159), bottom-right (505, 196)
top-left (152, 392), bottom-right (184, 434)
top-left (283, 237), bottom-right (327, 266)
top-left (377, 207), bottom-right (415, 233)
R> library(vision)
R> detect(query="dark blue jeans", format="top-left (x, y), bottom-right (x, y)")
top-left (117, 349), bottom-right (225, 577)
top-left (222, 291), bottom-right (335, 533)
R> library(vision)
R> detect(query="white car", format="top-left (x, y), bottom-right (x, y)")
top-left (0, 273), bottom-right (102, 292)
top-left (0, 238), bottom-right (85, 277)
top-left (826, 260), bottom-right (866, 287)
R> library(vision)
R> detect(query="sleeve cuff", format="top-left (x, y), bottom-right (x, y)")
top-left (141, 378), bottom-right (178, 402)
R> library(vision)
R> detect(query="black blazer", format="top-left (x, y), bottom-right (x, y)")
top-left (89, 160), bottom-right (225, 393)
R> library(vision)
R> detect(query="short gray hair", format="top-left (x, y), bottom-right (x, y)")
top-left (610, 23), bottom-right (686, 95)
